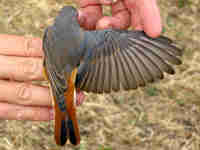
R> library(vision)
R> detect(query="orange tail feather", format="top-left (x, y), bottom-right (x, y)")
top-left (64, 70), bottom-right (80, 145)
top-left (54, 101), bottom-right (68, 146)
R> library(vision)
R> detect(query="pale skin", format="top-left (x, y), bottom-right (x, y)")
top-left (0, 35), bottom-right (52, 121)
top-left (0, 0), bottom-right (162, 121)
top-left (78, 0), bottom-right (162, 37)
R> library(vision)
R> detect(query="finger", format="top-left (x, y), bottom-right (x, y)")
top-left (129, 5), bottom-right (143, 31)
top-left (0, 103), bottom-right (53, 121)
top-left (77, 0), bottom-right (116, 30)
top-left (77, 0), bottom-right (102, 30)
top-left (99, 0), bottom-right (114, 5)
top-left (96, 0), bottom-right (130, 29)
top-left (78, 0), bottom-right (113, 7)
top-left (96, 12), bottom-right (130, 30)
top-left (0, 34), bottom-right (43, 57)
top-left (0, 80), bottom-right (51, 107)
top-left (137, 0), bottom-right (162, 37)
top-left (78, 6), bottom-right (103, 30)
top-left (0, 55), bottom-right (43, 81)
top-left (125, 0), bottom-right (162, 37)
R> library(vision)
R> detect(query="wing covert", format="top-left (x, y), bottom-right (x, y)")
top-left (43, 28), bottom-right (67, 110)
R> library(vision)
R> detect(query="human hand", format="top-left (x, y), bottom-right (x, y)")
top-left (77, 0), bottom-right (162, 38)
top-left (0, 34), bottom-right (53, 121)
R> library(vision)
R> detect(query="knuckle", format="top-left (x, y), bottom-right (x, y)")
top-left (15, 83), bottom-right (32, 103)
top-left (16, 109), bottom-right (34, 121)
top-left (18, 59), bottom-right (41, 80)
top-left (16, 109), bottom-right (24, 120)
top-left (32, 110), bottom-right (44, 121)
top-left (25, 38), bottom-right (35, 57)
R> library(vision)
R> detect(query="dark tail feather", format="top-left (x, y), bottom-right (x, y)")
top-left (54, 102), bottom-right (68, 146)
top-left (60, 118), bottom-right (68, 145)
top-left (63, 68), bottom-right (81, 145)
top-left (64, 80), bottom-right (81, 145)
top-left (65, 103), bottom-right (80, 145)
top-left (54, 102), bottom-right (80, 146)
top-left (67, 119), bottom-right (79, 145)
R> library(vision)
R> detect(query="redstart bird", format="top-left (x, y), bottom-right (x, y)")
top-left (42, 6), bottom-right (183, 146)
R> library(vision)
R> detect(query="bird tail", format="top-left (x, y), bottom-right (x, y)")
top-left (64, 86), bottom-right (80, 145)
top-left (43, 53), bottom-right (80, 145)
top-left (53, 87), bottom-right (80, 146)
top-left (54, 101), bottom-right (68, 146)
top-left (64, 68), bottom-right (80, 145)
top-left (54, 68), bottom-right (80, 146)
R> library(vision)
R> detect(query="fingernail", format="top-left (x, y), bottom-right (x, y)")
top-left (27, 38), bottom-right (42, 53)
top-left (16, 111), bottom-right (23, 120)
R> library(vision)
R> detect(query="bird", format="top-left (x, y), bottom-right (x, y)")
top-left (42, 6), bottom-right (183, 146)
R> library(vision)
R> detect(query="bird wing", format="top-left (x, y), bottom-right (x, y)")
top-left (43, 28), bottom-right (67, 111)
top-left (76, 30), bottom-right (183, 93)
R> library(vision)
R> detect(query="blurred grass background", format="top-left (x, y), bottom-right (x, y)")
top-left (0, 0), bottom-right (200, 150)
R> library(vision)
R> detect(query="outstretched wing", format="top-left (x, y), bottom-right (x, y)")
top-left (76, 30), bottom-right (183, 93)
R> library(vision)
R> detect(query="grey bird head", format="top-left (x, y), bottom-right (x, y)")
top-left (53, 6), bottom-right (80, 31)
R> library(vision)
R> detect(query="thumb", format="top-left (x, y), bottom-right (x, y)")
top-left (78, 5), bottom-right (103, 30)
top-left (96, 0), bottom-right (131, 30)
top-left (124, 0), bottom-right (162, 37)
top-left (77, 0), bottom-right (115, 30)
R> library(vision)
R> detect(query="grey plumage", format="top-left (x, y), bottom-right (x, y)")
top-left (43, 6), bottom-right (183, 146)
top-left (76, 30), bottom-right (183, 93)
top-left (43, 5), bottom-right (183, 101)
